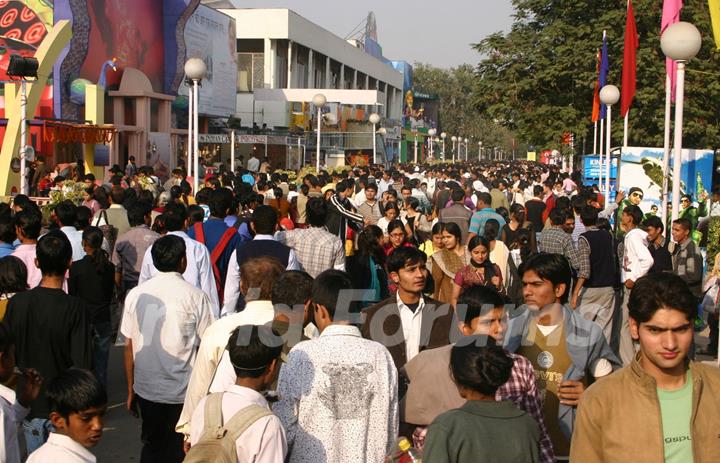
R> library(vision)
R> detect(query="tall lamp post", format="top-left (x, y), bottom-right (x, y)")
top-left (451, 136), bottom-right (457, 162)
top-left (478, 141), bottom-right (483, 161)
top-left (369, 112), bottom-right (381, 165)
top-left (599, 84), bottom-right (619, 205)
top-left (428, 128), bottom-right (437, 159)
top-left (6, 55), bottom-right (38, 195)
top-left (464, 138), bottom-right (469, 161)
top-left (312, 93), bottom-right (327, 172)
top-left (661, 22), bottom-right (702, 221)
top-left (377, 127), bottom-right (387, 164)
top-left (184, 58), bottom-right (207, 196)
top-left (440, 132), bottom-right (447, 161)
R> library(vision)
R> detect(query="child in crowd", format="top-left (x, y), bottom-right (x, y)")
top-left (0, 322), bottom-right (42, 463)
top-left (28, 368), bottom-right (107, 463)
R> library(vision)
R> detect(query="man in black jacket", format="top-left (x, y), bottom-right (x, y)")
top-left (643, 215), bottom-right (673, 273)
top-left (326, 179), bottom-right (367, 243)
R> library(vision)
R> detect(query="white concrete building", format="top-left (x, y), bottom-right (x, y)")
top-left (218, 8), bottom-right (404, 130)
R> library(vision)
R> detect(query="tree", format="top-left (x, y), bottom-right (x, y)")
top-left (412, 63), bottom-right (519, 156)
top-left (472, 0), bottom-right (720, 153)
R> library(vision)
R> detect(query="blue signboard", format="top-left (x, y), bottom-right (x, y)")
top-left (583, 155), bottom-right (618, 180)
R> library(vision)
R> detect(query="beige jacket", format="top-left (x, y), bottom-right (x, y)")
top-left (570, 355), bottom-right (720, 462)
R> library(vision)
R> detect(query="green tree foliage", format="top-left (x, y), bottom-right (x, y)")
top-left (472, 0), bottom-right (720, 153)
top-left (412, 63), bottom-right (520, 156)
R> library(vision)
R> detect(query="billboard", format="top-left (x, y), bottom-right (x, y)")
top-left (618, 147), bottom-right (713, 213)
top-left (583, 155), bottom-right (618, 180)
top-left (178, 4), bottom-right (237, 117)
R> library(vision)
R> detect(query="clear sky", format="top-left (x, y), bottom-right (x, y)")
top-left (228, 0), bottom-right (514, 69)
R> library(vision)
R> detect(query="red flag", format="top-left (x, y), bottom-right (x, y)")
top-left (591, 50), bottom-right (601, 122)
top-left (621, 0), bottom-right (639, 117)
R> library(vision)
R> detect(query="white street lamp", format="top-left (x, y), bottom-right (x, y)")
top-left (428, 128), bottom-right (437, 160)
top-left (464, 138), bottom-right (469, 161)
top-left (440, 132), bottom-right (447, 161)
top-left (184, 58), bottom-right (207, 196)
top-left (377, 127), bottom-right (387, 165)
top-left (599, 84), bottom-right (620, 205)
top-left (451, 136), bottom-right (457, 162)
top-left (661, 22), bottom-right (702, 221)
top-left (478, 141), bottom-right (483, 161)
top-left (312, 93), bottom-right (327, 172)
top-left (369, 112), bottom-right (381, 165)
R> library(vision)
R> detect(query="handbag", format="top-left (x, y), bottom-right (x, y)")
top-left (94, 210), bottom-right (119, 254)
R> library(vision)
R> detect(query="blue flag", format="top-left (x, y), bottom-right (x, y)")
top-left (599, 35), bottom-right (609, 119)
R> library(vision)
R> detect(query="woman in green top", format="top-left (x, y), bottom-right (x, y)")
top-left (423, 339), bottom-right (541, 463)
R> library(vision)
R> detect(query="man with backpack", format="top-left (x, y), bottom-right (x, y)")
top-left (185, 325), bottom-right (286, 462)
top-left (187, 189), bottom-right (243, 308)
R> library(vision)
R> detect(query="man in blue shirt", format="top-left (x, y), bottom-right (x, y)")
top-left (187, 188), bottom-right (242, 305)
top-left (0, 213), bottom-right (16, 257)
top-left (467, 192), bottom-right (506, 241)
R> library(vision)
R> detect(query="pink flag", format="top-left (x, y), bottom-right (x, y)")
top-left (662, 0), bottom-right (683, 100)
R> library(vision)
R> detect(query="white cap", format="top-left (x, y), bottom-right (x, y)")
top-left (472, 180), bottom-right (483, 191)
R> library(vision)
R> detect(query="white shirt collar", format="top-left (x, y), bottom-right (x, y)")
top-left (396, 292), bottom-right (425, 314)
top-left (168, 230), bottom-right (189, 239)
top-left (320, 324), bottom-right (361, 338)
top-left (225, 385), bottom-right (270, 408)
top-left (253, 234), bottom-right (276, 241)
top-left (243, 300), bottom-right (274, 313)
top-left (44, 433), bottom-right (97, 462)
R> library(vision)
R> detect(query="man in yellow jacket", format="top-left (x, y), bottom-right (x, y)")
top-left (570, 272), bottom-right (720, 462)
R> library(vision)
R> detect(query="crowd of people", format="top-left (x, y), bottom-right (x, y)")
top-left (0, 155), bottom-right (717, 462)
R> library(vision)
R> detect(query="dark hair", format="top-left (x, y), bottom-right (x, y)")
top-left (555, 196), bottom-right (571, 212)
top-left (365, 182), bottom-right (378, 192)
top-left (580, 206), bottom-right (598, 227)
top-left (629, 273), bottom-right (696, 323)
top-left (0, 215), bottom-right (16, 244)
top-left (405, 196), bottom-right (420, 211)
top-left (623, 204), bottom-right (643, 226)
top-left (54, 200), bottom-right (77, 227)
top-left (75, 206), bottom-right (92, 230)
top-left (643, 214), bottom-right (664, 232)
top-left (431, 222), bottom-right (446, 236)
top-left (672, 218), bottom-right (691, 232)
top-left (37, 231), bottom-right (72, 276)
top-left (0, 322), bottom-right (14, 356)
top-left (519, 253), bottom-right (572, 304)
top-left (195, 187), bottom-right (212, 205)
top-left (386, 246), bottom-right (427, 275)
top-left (163, 204), bottom-right (188, 232)
top-left (386, 219), bottom-right (406, 237)
top-left (226, 325), bottom-right (282, 378)
top-left (46, 368), bottom-right (107, 419)
top-left (357, 225), bottom-right (385, 264)
top-left (187, 205), bottom-right (205, 225)
top-left (383, 202), bottom-right (400, 218)
top-left (482, 219), bottom-right (500, 242)
top-left (457, 286), bottom-right (506, 325)
top-left (476, 192), bottom-right (492, 207)
top-left (549, 207), bottom-right (568, 226)
top-left (306, 197), bottom-right (328, 228)
top-left (109, 186), bottom-right (125, 205)
top-left (509, 203), bottom-right (526, 225)
top-left (14, 209), bottom-right (42, 240)
top-left (252, 205), bottom-right (278, 235)
top-left (312, 269), bottom-right (358, 319)
top-left (443, 221), bottom-right (462, 243)
top-left (94, 187), bottom-right (109, 209)
top-left (450, 340), bottom-right (513, 396)
top-left (533, 185), bottom-right (544, 197)
top-left (127, 202), bottom-right (152, 227)
top-left (208, 188), bottom-right (232, 218)
top-left (82, 227), bottom-right (112, 273)
top-left (0, 256), bottom-right (28, 295)
top-left (450, 188), bottom-right (465, 202)
top-left (468, 235), bottom-right (491, 256)
top-left (271, 270), bottom-right (314, 307)
top-left (151, 235), bottom-right (186, 272)
top-left (137, 189), bottom-right (154, 206)
top-left (240, 257), bottom-right (285, 301)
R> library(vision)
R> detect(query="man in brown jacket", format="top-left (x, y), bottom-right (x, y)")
top-left (571, 272), bottom-right (720, 462)
top-left (361, 246), bottom-right (458, 371)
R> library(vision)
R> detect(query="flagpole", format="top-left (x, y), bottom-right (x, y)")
top-left (661, 73), bottom-right (672, 221)
top-left (599, 118), bottom-right (605, 192)
top-left (592, 121), bottom-right (597, 154)
top-left (623, 112), bottom-right (629, 147)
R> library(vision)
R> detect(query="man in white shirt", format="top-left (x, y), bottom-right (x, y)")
top-left (54, 201), bottom-right (85, 261)
top-left (188, 325), bottom-right (287, 462)
top-left (247, 154), bottom-right (260, 173)
top-left (122, 235), bottom-right (214, 463)
top-left (138, 205), bottom-right (220, 316)
top-left (177, 257), bottom-right (285, 441)
top-left (222, 206), bottom-right (299, 316)
top-left (274, 270), bottom-right (398, 463)
top-left (618, 204), bottom-right (654, 365)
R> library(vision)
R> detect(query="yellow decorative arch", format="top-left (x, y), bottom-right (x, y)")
top-left (0, 20), bottom-right (72, 195)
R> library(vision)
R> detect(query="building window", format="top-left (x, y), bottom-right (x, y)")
top-left (237, 53), bottom-right (264, 92)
